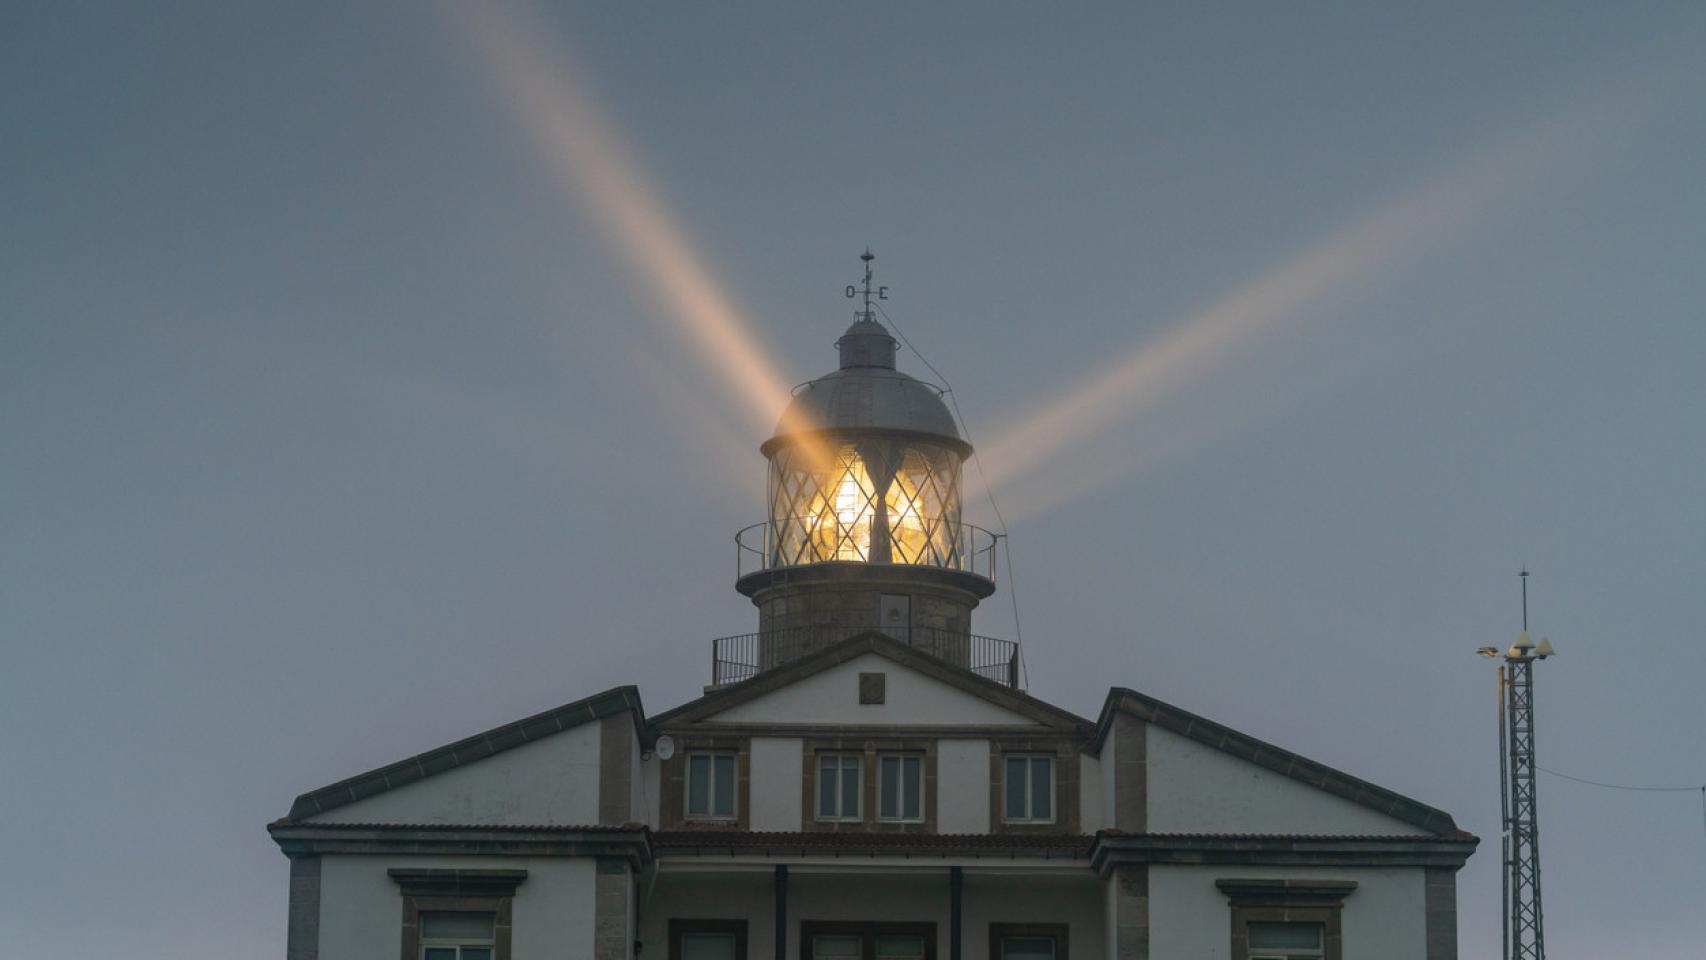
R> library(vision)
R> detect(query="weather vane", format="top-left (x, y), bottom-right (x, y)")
top-left (845, 248), bottom-right (888, 323)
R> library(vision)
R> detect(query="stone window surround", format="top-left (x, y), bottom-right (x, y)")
top-left (660, 735), bottom-right (752, 830)
top-left (1216, 879), bottom-right (1358, 960)
top-left (801, 737), bottom-right (938, 833)
top-left (800, 920), bottom-right (938, 960)
top-left (987, 738), bottom-right (1080, 834)
top-left (389, 868), bottom-right (526, 960)
top-left (988, 922), bottom-right (1069, 960)
top-left (669, 918), bottom-right (748, 960)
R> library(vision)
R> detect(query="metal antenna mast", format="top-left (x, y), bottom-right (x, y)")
top-left (1496, 570), bottom-right (1554, 960)
top-left (1477, 571), bottom-right (1556, 960)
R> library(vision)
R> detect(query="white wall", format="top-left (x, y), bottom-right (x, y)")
top-left (1144, 724), bottom-right (1431, 835)
top-left (749, 737), bottom-right (804, 831)
top-left (317, 855), bottom-right (597, 960)
top-left (1148, 864), bottom-right (1425, 960)
top-left (936, 739), bottom-right (990, 833)
top-left (310, 722), bottom-right (601, 825)
top-left (712, 654), bottom-right (1041, 726)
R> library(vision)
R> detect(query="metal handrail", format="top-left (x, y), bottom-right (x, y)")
top-left (735, 520), bottom-right (1000, 582)
top-left (710, 627), bottom-right (1020, 689)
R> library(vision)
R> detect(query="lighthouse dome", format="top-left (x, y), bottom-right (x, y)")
top-left (763, 318), bottom-right (965, 456)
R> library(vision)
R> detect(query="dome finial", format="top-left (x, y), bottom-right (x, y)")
top-left (847, 248), bottom-right (887, 327)
top-left (838, 250), bottom-right (896, 369)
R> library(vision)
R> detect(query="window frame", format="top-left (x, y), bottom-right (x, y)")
top-left (1216, 878), bottom-right (1355, 960)
top-left (876, 753), bottom-right (925, 823)
top-left (669, 918), bottom-right (748, 960)
top-left (419, 910), bottom-right (496, 960)
top-left (1245, 921), bottom-right (1324, 960)
top-left (685, 750), bottom-right (740, 821)
top-left (390, 868), bottom-right (523, 960)
top-left (1001, 754), bottom-right (1057, 824)
top-left (815, 752), bottom-right (865, 822)
top-left (988, 922), bottom-right (1068, 960)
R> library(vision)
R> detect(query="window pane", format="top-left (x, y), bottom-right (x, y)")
top-left (820, 757), bottom-right (839, 817)
top-left (688, 754), bottom-right (710, 815)
top-left (1001, 936), bottom-right (1056, 960)
top-left (880, 756), bottom-right (900, 818)
top-left (813, 935), bottom-right (863, 959)
top-left (681, 933), bottom-right (737, 960)
top-left (876, 934), bottom-right (926, 959)
top-left (1030, 757), bottom-right (1052, 821)
top-left (1248, 922), bottom-right (1323, 950)
top-left (420, 912), bottom-right (494, 940)
top-left (461, 949), bottom-right (492, 960)
top-left (424, 950), bottom-right (457, 960)
top-left (1005, 756), bottom-right (1028, 818)
top-left (902, 757), bottom-right (921, 819)
top-left (714, 754), bottom-right (736, 816)
top-left (840, 757), bottom-right (859, 816)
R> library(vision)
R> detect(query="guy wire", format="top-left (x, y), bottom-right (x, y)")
top-left (876, 303), bottom-right (1030, 689)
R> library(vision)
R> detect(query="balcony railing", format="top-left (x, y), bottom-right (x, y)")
top-left (711, 627), bottom-right (1022, 689)
top-left (736, 520), bottom-right (1000, 582)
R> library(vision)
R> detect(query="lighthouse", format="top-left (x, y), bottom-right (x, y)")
top-left (732, 254), bottom-right (1001, 675)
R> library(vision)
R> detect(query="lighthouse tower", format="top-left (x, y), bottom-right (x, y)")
top-left (732, 254), bottom-right (1000, 676)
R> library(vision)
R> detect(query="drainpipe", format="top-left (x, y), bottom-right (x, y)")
top-left (775, 865), bottom-right (788, 960)
top-left (950, 866), bottom-right (963, 960)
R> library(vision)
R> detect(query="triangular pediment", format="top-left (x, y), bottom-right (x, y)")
top-left (285, 685), bottom-right (643, 824)
top-left (1096, 687), bottom-right (1461, 836)
top-left (650, 632), bottom-right (1092, 733)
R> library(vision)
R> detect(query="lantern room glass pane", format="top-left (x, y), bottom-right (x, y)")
top-left (768, 440), bottom-right (963, 570)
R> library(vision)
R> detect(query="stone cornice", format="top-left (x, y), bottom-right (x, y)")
top-left (1090, 833), bottom-right (1479, 875)
top-left (267, 822), bottom-right (653, 867)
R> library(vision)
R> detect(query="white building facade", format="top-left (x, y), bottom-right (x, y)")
top-left (271, 289), bottom-right (1475, 960)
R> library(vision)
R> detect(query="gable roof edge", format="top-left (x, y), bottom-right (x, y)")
top-left (285, 684), bottom-right (645, 822)
top-left (1096, 687), bottom-right (1461, 836)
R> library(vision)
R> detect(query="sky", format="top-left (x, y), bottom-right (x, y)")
top-left (3, 1), bottom-right (1704, 957)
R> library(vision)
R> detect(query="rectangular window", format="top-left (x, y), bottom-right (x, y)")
top-left (420, 911), bottom-right (494, 960)
top-left (671, 919), bottom-right (747, 960)
top-left (1247, 922), bottom-right (1323, 960)
top-left (989, 922), bottom-right (1067, 960)
top-left (802, 922), bottom-right (935, 960)
top-left (680, 933), bottom-right (738, 960)
top-left (1002, 755), bottom-right (1054, 822)
top-left (817, 753), bottom-right (862, 820)
top-left (687, 752), bottom-right (737, 819)
top-left (876, 934), bottom-right (927, 960)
